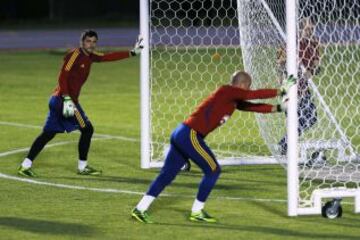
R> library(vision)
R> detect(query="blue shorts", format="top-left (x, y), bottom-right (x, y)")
top-left (163, 123), bottom-right (220, 174)
top-left (43, 96), bottom-right (90, 133)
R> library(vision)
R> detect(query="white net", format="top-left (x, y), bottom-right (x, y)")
top-left (149, 0), bottom-right (360, 212)
top-left (238, 0), bottom-right (360, 210)
top-left (149, 0), bottom-right (277, 166)
top-left (296, 1), bottom-right (360, 208)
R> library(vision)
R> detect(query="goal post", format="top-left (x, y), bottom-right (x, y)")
top-left (285, 0), bottom-right (299, 217)
top-left (140, 0), bottom-right (151, 169)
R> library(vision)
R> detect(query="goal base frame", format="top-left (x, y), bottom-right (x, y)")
top-left (296, 188), bottom-right (360, 215)
top-left (148, 156), bottom-right (280, 168)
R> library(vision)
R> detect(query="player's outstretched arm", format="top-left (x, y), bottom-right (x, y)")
top-left (236, 101), bottom-right (286, 113)
top-left (92, 36), bottom-right (144, 62)
top-left (92, 50), bottom-right (131, 62)
top-left (226, 87), bottom-right (280, 101)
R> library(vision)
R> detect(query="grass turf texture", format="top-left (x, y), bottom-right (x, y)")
top-left (0, 50), bottom-right (360, 240)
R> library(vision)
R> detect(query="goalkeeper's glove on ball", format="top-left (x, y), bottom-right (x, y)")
top-left (130, 36), bottom-right (144, 56)
top-left (280, 74), bottom-right (297, 96)
top-left (63, 96), bottom-right (75, 118)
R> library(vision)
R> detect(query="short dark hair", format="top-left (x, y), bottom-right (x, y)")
top-left (80, 30), bottom-right (98, 41)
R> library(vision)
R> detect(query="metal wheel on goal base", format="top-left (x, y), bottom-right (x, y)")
top-left (321, 198), bottom-right (343, 219)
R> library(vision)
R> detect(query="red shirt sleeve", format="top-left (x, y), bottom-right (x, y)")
top-left (91, 51), bottom-right (131, 62)
top-left (222, 85), bottom-right (278, 101)
top-left (58, 49), bottom-right (80, 96)
top-left (236, 101), bottom-right (274, 113)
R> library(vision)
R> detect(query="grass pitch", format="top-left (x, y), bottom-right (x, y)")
top-left (0, 51), bottom-right (360, 240)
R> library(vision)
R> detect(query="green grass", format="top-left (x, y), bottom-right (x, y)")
top-left (1, 50), bottom-right (360, 240)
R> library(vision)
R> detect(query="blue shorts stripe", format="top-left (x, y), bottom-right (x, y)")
top-left (190, 129), bottom-right (217, 171)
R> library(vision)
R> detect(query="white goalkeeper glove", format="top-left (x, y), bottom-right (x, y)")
top-left (280, 74), bottom-right (297, 96)
top-left (276, 97), bottom-right (289, 112)
top-left (130, 36), bottom-right (144, 56)
top-left (63, 96), bottom-right (75, 118)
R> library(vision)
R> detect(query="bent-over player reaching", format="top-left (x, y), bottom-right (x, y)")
top-left (132, 71), bottom-right (295, 223)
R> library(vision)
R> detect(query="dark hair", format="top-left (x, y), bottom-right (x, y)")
top-left (80, 30), bottom-right (98, 41)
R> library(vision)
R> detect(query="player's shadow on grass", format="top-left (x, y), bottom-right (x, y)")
top-left (297, 215), bottom-right (360, 229)
top-left (222, 165), bottom-right (286, 178)
top-left (179, 166), bottom-right (286, 184)
top-left (58, 175), bottom-right (152, 185)
top-left (60, 175), bottom-right (270, 192)
top-left (250, 200), bottom-right (286, 217)
top-left (0, 217), bottom-right (96, 236)
top-left (157, 222), bottom-right (359, 240)
top-left (168, 169), bottom-right (287, 187)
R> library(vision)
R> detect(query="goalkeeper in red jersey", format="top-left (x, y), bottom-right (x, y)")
top-left (132, 71), bottom-right (295, 224)
top-left (18, 30), bottom-right (143, 177)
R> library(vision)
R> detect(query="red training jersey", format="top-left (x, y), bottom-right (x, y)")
top-left (53, 48), bottom-right (130, 103)
top-left (183, 85), bottom-right (278, 136)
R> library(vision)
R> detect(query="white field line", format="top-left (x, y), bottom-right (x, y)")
top-left (0, 173), bottom-right (144, 196)
top-left (0, 121), bottom-right (356, 205)
top-left (0, 121), bottom-right (139, 142)
top-left (0, 137), bottom-right (112, 158)
top-left (0, 120), bottom-right (356, 205)
top-left (0, 141), bottom-right (76, 158)
top-left (0, 120), bottom-right (289, 204)
top-left (0, 172), bottom-right (288, 203)
top-left (1, 168), bottom-right (356, 205)
top-left (0, 120), bottom-right (293, 204)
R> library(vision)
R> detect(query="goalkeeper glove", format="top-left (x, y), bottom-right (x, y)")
top-left (280, 74), bottom-right (297, 96)
top-left (63, 96), bottom-right (75, 118)
top-left (276, 97), bottom-right (289, 112)
top-left (130, 36), bottom-right (144, 56)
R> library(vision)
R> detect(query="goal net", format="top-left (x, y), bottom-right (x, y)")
top-left (142, 0), bottom-right (360, 215)
top-left (145, 0), bottom-right (280, 168)
top-left (238, 0), bottom-right (360, 215)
